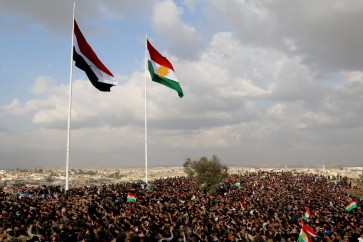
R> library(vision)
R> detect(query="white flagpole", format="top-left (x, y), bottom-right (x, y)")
top-left (66, 2), bottom-right (75, 191)
top-left (144, 34), bottom-right (148, 184)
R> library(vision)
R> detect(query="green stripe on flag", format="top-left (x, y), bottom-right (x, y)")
top-left (148, 61), bottom-right (184, 98)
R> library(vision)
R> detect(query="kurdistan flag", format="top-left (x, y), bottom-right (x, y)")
top-left (345, 200), bottom-right (357, 212)
top-left (298, 221), bottom-right (318, 242)
top-left (233, 182), bottom-right (241, 187)
top-left (191, 194), bottom-right (197, 201)
top-left (127, 192), bottom-right (137, 203)
top-left (147, 39), bottom-right (184, 98)
top-left (298, 228), bottom-right (311, 242)
top-left (199, 182), bottom-right (206, 189)
top-left (182, 213), bottom-right (189, 218)
top-left (239, 201), bottom-right (247, 212)
top-left (302, 222), bottom-right (318, 238)
top-left (303, 206), bottom-right (311, 220)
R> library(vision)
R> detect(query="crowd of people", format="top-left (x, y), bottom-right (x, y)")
top-left (0, 171), bottom-right (362, 242)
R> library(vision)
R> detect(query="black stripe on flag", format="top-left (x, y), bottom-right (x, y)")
top-left (73, 47), bottom-right (114, 92)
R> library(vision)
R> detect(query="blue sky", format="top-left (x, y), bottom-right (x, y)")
top-left (1, 0), bottom-right (363, 169)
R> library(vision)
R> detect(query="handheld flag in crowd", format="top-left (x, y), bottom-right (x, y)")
top-left (239, 201), bottom-right (247, 212)
top-left (127, 192), bottom-right (137, 203)
top-left (298, 220), bottom-right (318, 242)
top-left (199, 182), bottom-right (206, 189)
top-left (345, 200), bottom-right (357, 212)
top-left (73, 19), bottom-right (117, 92)
top-left (191, 194), bottom-right (197, 201)
top-left (146, 39), bottom-right (184, 98)
top-left (303, 206), bottom-right (310, 220)
top-left (147, 184), bottom-right (153, 190)
top-left (298, 227), bottom-right (311, 242)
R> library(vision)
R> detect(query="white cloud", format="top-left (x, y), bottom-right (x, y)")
top-left (0, 0), bottom-right (154, 36)
top-left (151, 0), bottom-right (204, 59)
top-left (31, 76), bottom-right (56, 95)
top-left (2, 1), bottom-right (363, 168)
top-left (208, 0), bottom-right (363, 72)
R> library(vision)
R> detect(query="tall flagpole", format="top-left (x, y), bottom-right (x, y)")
top-left (144, 34), bottom-right (148, 184)
top-left (66, 2), bottom-right (75, 191)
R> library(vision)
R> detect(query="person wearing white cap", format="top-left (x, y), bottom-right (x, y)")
top-left (5, 228), bottom-right (16, 242)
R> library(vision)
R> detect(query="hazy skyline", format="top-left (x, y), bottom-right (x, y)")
top-left (1, 0), bottom-right (363, 169)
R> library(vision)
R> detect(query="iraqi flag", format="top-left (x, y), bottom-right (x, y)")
top-left (147, 39), bottom-right (184, 98)
top-left (73, 19), bottom-right (117, 92)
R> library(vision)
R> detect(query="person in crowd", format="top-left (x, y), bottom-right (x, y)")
top-left (0, 172), bottom-right (361, 241)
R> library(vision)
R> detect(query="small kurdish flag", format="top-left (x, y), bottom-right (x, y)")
top-left (233, 182), bottom-right (241, 187)
top-left (303, 207), bottom-right (311, 220)
top-left (147, 39), bottom-right (184, 98)
top-left (345, 200), bottom-right (357, 212)
top-left (182, 213), bottom-right (189, 218)
top-left (127, 192), bottom-right (137, 203)
top-left (147, 184), bottom-right (153, 190)
top-left (239, 201), bottom-right (247, 212)
top-left (191, 194), bottom-right (197, 201)
top-left (199, 182), bottom-right (206, 189)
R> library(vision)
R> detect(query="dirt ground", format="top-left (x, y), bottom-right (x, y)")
top-left (347, 179), bottom-right (363, 197)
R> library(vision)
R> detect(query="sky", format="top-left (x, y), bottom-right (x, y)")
top-left (1, 0), bottom-right (363, 169)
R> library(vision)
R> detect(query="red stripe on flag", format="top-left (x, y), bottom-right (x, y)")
top-left (74, 20), bottom-right (113, 77)
top-left (302, 223), bottom-right (317, 237)
top-left (147, 39), bottom-right (174, 71)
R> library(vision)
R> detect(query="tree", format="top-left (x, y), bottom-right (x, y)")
top-left (45, 175), bottom-right (55, 182)
top-left (106, 171), bottom-right (123, 179)
top-left (183, 155), bottom-right (228, 193)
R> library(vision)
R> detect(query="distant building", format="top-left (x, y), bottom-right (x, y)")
top-left (350, 167), bottom-right (363, 171)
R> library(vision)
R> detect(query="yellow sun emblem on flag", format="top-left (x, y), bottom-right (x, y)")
top-left (156, 65), bottom-right (169, 77)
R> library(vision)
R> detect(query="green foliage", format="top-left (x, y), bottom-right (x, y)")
top-left (183, 155), bottom-right (228, 193)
